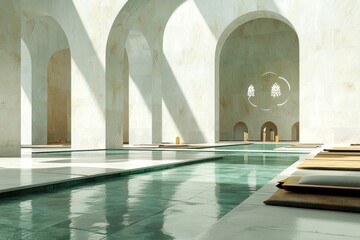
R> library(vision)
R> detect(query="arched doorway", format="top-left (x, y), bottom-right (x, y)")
top-left (47, 48), bottom-right (71, 144)
top-left (261, 121), bottom-right (278, 141)
top-left (106, 1), bottom-right (156, 146)
top-left (234, 122), bottom-right (248, 140)
top-left (217, 12), bottom-right (299, 142)
top-left (106, 1), bottom-right (186, 145)
top-left (21, 16), bottom-right (71, 145)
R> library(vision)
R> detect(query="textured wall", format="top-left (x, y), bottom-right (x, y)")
top-left (219, 18), bottom-right (299, 141)
top-left (163, 0), bottom-right (217, 143)
top-left (297, 1), bottom-right (360, 144)
top-left (47, 48), bottom-right (71, 144)
top-left (22, 16), bottom-right (69, 145)
top-left (18, 0), bottom-right (360, 147)
top-left (0, 0), bottom-right (21, 156)
top-left (23, 0), bottom-right (128, 149)
top-left (167, 0), bottom-right (360, 144)
top-left (126, 30), bottom-right (154, 144)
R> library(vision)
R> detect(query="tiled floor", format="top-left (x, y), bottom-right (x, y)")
top-left (0, 143), bottom-right (358, 239)
top-left (0, 148), bottom-right (222, 195)
top-left (196, 158), bottom-right (360, 240)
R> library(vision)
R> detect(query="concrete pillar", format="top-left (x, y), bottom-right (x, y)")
top-left (21, 40), bottom-right (32, 145)
top-left (0, 0), bottom-right (21, 156)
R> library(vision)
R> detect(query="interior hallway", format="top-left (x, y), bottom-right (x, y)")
top-left (0, 144), bottom-right (358, 239)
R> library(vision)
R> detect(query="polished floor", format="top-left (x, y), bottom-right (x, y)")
top-left (0, 143), bottom-right (358, 239)
top-left (0, 149), bottom-right (221, 195)
top-left (197, 156), bottom-right (360, 240)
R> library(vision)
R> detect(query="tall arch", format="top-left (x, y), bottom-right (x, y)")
top-left (106, 0), bottom-right (185, 145)
top-left (216, 11), bottom-right (299, 142)
top-left (106, 1), bottom-right (153, 146)
top-left (22, 15), bottom-right (71, 145)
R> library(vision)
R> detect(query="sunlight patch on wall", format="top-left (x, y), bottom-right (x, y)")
top-left (247, 72), bottom-right (291, 111)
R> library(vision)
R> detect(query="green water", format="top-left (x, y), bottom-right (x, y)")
top-left (0, 151), bottom-right (300, 239)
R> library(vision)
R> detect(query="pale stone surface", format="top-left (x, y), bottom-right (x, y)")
top-left (21, 16), bottom-right (69, 144)
top-left (21, 40), bottom-right (32, 145)
top-left (22, 0), bottom-right (128, 149)
top-left (163, 0), bottom-right (217, 143)
top-left (0, 0), bottom-right (21, 157)
top-left (14, 0), bottom-right (360, 148)
top-left (47, 48), bottom-right (71, 143)
top-left (127, 30), bottom-right (154, 144)
top-left (219, 18), bottom-right (299, 141)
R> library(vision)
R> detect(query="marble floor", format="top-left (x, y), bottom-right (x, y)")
top-left (0, 148), bottom-right (223, 195)
top-left (197, 158), bottom-right (360, 240)
top-left (0, 143), bottom-right (358, 239)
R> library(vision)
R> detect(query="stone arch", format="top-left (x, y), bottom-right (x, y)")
top-left (106, 1), bottom-right (152, 146)
top-left (216, 11), bottom-right (299, 142)
top-left (21, 15), bottom-right (71, 145)
top-left (261, 121), bottom-right (278, 141)
top-left (234, 122), bottom-right (248, 141)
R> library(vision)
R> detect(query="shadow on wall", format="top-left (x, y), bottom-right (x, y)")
top-left (193, 0), bottom-right (281, 38)
top-left (107, 0), bottom-right (205, 144)
top-left (162, 58), bottom-right (206, 143)
top-left (21, 2), bottom-right (108, 145)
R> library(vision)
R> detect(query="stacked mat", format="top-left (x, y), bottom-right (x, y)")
top-left (264, 146), bottom-right (360, 212)
top-left (298, 147), bottom-right (360, 171)
top-left (264, 175), bottom-right (360, 212)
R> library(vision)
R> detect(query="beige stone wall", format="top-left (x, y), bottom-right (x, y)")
top-left (18, 0), bottom-right (360, 146)
top-left (0, 0), bottom-right (21, 156)
top-left (219, 18), bottom-right (299, 141)
top-left (47, 48), bottom-right (71, 144)
top-left (22, 16), bottom-right (70, 145)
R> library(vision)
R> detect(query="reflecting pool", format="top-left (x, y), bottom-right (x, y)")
top-left (0, 150), bottom-right (300, 239)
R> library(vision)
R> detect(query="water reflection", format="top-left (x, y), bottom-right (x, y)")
top-left (163, 164), bottom-right (219, 239)
top-left (0, 151), bottom-right (299, 239)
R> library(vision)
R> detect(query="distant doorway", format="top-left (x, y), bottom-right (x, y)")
top-left (234, 122), bottom-right (248, 140)
top-left (260, 121), bottom-right (278, 141)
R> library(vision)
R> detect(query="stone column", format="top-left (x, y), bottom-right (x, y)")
top-left (0, 0), bottom-right (21, 156)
